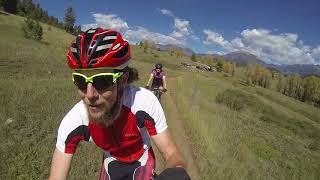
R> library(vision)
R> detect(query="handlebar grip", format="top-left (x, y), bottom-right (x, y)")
top-left (155, 167), bottom-right (191, 180)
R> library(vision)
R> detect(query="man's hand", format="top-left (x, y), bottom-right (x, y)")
top-left (155, 167), bottom-right (191, 180)
top-left (151, 130), bottom-right (186, 168)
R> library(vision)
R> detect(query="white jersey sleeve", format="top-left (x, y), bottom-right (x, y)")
top-left (124, 86), bottom-right (168, 136)
top-left (56, 101), bottom-right (90, 154)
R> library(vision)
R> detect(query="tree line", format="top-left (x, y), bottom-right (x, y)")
top-left (0, 0), bottom-right (80, 35)
top-left (277, 74), bottom-right (320, 107)
top-left (245, 63), bottom-right (270, 88)
top-left (243, 62), bottom-right (320, 107)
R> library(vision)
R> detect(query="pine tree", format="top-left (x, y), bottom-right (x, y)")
top-left (139, 41), bottom-right (143, 48)
top-left (216, 59), bottom-right (224, 72)
top-left (2, 0), bottom-right (18, 13)
top-left (0, 0), bottom-right (5, 10)
top-left (191, 54), bottom-right (196, 62)
top-left (64, 6), bottom-right (75, 34)
top-left (143, 39), bottom-right (148, 53)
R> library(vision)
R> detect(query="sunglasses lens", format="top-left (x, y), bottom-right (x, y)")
top-left (93, 75), bottom-right (114, 91)
top-left (73, 74), bottom-right (87, 91)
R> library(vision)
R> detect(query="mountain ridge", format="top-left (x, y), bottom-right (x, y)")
top-left (155, 44), bottom-right (320, 76)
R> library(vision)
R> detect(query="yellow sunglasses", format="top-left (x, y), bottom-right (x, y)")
top-left (72, 72), bottom-right (123, 91)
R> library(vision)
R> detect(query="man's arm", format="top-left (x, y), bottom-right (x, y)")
top-left (146, 74), bottom-right (154, 87)
top-left (151, 129), bottom-right (186, 168)
top-left (49, 148), bottom-right (73, 180)
top-left (162, 76), bottom-right (167, 90)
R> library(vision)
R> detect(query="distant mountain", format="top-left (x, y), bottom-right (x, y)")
top-left (221, 51), bottom-right (320, 76)
top-left (196, 53), bottom-right (223, 59)
top-left (156, 46), bottom-right (320, 76)
top-left (223, 51), bottom-right (266, 66)
top-left (223, 51), bottom-right (320, 76)
top-left (267, 64), bottom-right (320, 77)
top-left (155, 44), bottom-right (195, 56)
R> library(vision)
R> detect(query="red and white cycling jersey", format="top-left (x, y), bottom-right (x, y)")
top-left (56, 86), bottom-right (167, 163)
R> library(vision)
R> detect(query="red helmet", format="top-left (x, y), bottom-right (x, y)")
top-left (67, 28), bottom-right (131, 69)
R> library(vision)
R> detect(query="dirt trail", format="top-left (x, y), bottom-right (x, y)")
top-left (163, 77), bottom-right (200, 180)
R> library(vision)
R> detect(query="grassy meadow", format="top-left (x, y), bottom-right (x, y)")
top-left (0, 12), bottom-right (319, 180)
top-left (169, 71), bottom-right (320, 180)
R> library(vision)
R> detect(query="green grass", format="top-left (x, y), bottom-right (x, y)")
top-left (168, 71), bottom-right (320, 180)
top-left (1, 12), bottom-right (320, 180)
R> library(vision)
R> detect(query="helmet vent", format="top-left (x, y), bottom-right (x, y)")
top-left (112, 43), bottom-right (121, 50)
top-left (113, 44), bottom-right (128, 58)
top-left (72, 39), bottom-right (81, 65)
top-left (91, 49), bottom-right (108, 60)
top-left (88, 58), bottom-right (98, 65)
top-left (83, 30), bottom-right (96, 56)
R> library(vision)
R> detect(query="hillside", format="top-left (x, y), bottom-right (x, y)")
top-left (223, 51), bottom-right (320, 76)
top-left (0, 13), bottom-right (319, 180)
top-left (156, 44), bottom-right (195, 56)
top-left (223, 51), bottom-right (267, 66)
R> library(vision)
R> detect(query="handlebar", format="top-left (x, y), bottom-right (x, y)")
top-left (155, 167), bottom-right (191, 180)
top-left (145, 86), bottom-right (167, 93)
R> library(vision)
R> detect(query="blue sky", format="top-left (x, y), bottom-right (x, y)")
top-left (35, 0), bottom-right (320, 65)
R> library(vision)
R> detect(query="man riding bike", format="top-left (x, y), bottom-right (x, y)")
top-left (146, 63), bottom-right (167, 99)
top-left (48, 28), bottom-right (190, 180)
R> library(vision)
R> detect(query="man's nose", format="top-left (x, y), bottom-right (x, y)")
top-left (86, 83), bottom-right (98, 101)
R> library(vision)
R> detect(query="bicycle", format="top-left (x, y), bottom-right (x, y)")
top-left (152, 87), bottom-right (167, 101)
top-left (145, 86), bottom-right (167, 101)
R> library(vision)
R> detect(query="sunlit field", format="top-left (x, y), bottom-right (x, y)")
top-left (0, 13), bottom-right (319, 180)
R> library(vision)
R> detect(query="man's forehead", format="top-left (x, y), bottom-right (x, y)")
top-left (75, 68), bottom-right (116, 75)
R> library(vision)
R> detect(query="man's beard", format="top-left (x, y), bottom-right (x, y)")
top-left (86, 99), bottom-right (122, 127)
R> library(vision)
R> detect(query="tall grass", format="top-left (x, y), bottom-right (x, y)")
top-left (169, 71), bottom-right (320, 180)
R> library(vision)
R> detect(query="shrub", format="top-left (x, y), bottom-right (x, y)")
top-left (191, 54), bottom-right (196, 62)
top-left (22, 18), bottom-right (43, 41)
top-left (216, 89), bottom-right (250, 111)
top-left (216, 60), bottom-right (224, 72)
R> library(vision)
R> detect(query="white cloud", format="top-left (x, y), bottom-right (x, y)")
top-left (82, 13), bottom-right (129, 31)
top-left (312, 46), bottom-right (320, 63)
top-left (81, 23), bottom-right (99, 31)
top-left (82, 12), bottom-right (192, 46)
top-left (203, 28), bottom-right (319, 65)
top-left (159, 9), bottom-right (174, 17)
top-left (207, 50), bottom-right (224, 55)
top-left (170, 18), bottom-right (191, 40)
top-left (203, 29), bottom-right (229, 47)
top-left (124, 27), bottom-right (182, 45)
top-left (159, 9), bottom-right (194, 44)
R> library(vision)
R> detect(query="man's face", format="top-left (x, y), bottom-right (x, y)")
top-left (75, 69), bottom-right (128, 126)
top-left (155, 68), bottom-right (161, 73)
